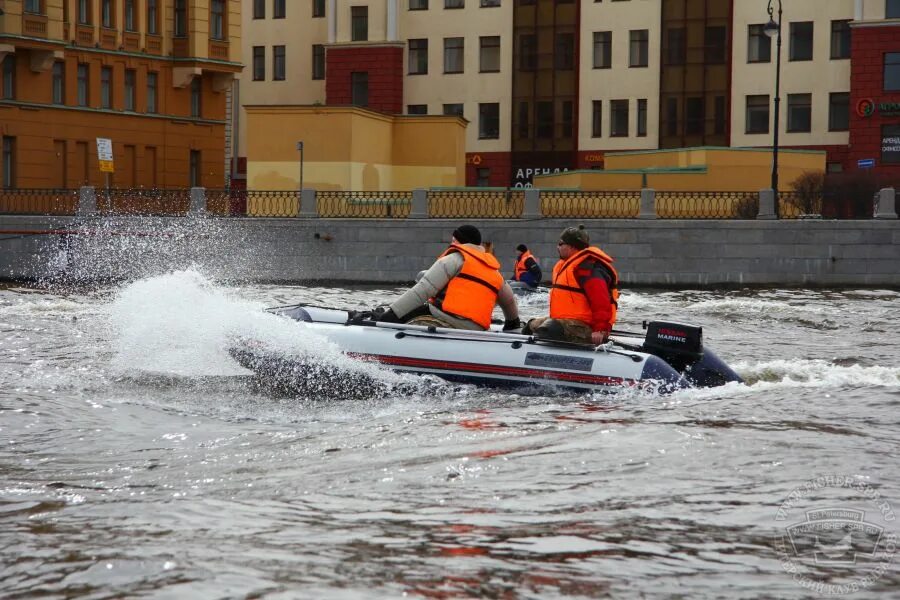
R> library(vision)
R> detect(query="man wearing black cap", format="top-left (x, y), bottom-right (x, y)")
top-left (511, 244), bottom-right (542, 289)
top-left (523, 226), bottom-right (619, 345)
top-left (368, 224), bottom-right (521, 332)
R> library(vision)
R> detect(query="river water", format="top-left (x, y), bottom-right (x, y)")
top-left (1, 273), bottom-right (898, 598)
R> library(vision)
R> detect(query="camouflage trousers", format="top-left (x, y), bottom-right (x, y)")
top-left (523, 316), bottom-right (593, 344)
top-left (408, 315), bottom-right (456, 329)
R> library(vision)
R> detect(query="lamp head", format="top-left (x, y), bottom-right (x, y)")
top-left (763, 18), bottom-right (779, 38)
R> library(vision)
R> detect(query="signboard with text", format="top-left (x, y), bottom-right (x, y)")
top-left (96, 137), bottom-right (114, 173)
top-left (882, 125), bottom-right (900, 165)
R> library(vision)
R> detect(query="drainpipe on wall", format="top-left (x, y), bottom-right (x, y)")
top-left (328, 0), bottom-right (337, 43)
top-left (387, 0), bottom-right (398, 41)
top-left (855, 0), bottom-right (863, 21)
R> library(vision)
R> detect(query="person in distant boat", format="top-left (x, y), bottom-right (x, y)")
top-left (523, 226), bottom-right (618, 345)
top-left (367, 225), bottom-right (521, 331)
top-left (511, 244), bottom-right (542, 289)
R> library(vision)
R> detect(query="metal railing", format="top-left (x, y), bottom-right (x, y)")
top-left (0, 189), bottom-right (79, 215)
top-left (656, 191), bottom-right (761, 219)
top-left (1, 186), bottom-right (896, 220)
top-left (95, 188), bottom-right (191, 216)
top-left (541, 191), bottom-right (641, 218)
top-left (318, 191), bottom-right (413, 218)
top-left (428, 190), bottom-right (523, 218)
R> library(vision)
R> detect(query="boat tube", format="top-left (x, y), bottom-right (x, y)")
top-left (230, 305), bottom-right (743, 396)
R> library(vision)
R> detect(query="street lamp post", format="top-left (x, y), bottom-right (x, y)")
top-left (764, 0), bottom-right (783, 217)
top-left (296, 141), bottom-right (304, 191)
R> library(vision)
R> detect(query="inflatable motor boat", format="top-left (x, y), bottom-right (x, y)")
top-left (230, 305), bottom-right (742, 396)
top-left (508, 280), bottom-right (543, 296)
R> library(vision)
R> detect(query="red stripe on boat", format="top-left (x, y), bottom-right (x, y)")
top-left (346, 353), bottom-right (633, 387)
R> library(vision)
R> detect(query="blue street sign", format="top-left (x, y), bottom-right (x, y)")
top-left (858, 158), bottom-right (875, 169)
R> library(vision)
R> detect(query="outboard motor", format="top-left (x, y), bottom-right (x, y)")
top-left (642, 321), bottom-right (742, 387)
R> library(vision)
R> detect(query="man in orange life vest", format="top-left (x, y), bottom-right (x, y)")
top-left (370, 225), bottom-right (521, 331)
top-left (523, 226), bottom-right (619, 345)
top-left (512, 244), bottom-right (542, 289)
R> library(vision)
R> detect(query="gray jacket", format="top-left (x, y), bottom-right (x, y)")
top-left (389, 244), bottom-right (519, 330)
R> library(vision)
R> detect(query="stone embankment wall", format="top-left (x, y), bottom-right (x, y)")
top-left (1, 216), bottom-right (897, 287)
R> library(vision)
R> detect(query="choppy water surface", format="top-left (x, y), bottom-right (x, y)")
top-left (2, 274), bottom-right (898, 598)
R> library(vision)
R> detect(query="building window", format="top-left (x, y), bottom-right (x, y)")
top-left (174, 0), bottom-right (187, 37)
top-left (476, 168), bottom-right (490, 187)
top-left (885, 52), bottom-right (900, 91)
top-left (273, 45), bottom-right (286, 81)
top-left (665, 28), bottom-right (685, 65)
top-left (273, 0), bottom-right (286, 19)
top-left (561, 100), bottom-right (573, 138)
top-left (787, 93), bottom-right (811, 132)
top-left (827, 162), bottom-right (843, 174)
top-left (883, 124), bottom-right (900, 164)
top-left (593, 31), bottom-right (611, 68)
top-left (2, 137), bottom-right (15, 189)
top-left (147, 72), bottom-right (158, 113)
top-left (789, 22), bottom-right (813, 61)
top-left (555, 33), bottom-right (574, 70)
top-left (125, 0), bottom-right (136, 30)
top-left (409, 39), bottom-right (428, 74)
top-left (714, 95), bottom-right (726, 135)
top-left (191, 77), bottom-right (201, 117)
top-left (829, 92), bottom-right (849, 131)
top-left (637, 98), bottom-right (647, 137)
top-left (666, 97), bottom-right (678, 136)
top-left (351, 72), bottom-right (368, 106)
top-left (746, 95), bottom-right (769, 133)
top-left (351, 6), bottom-right (368, 41)
top-left (76, 63), bottom-right (88, 106)
top-left (1, 56), bottom-right (14, 100)
top-left (686, 97), bottom-right (704, 135)
top-left (189, 150), bottom-right (201, 187)
top-left (705, 26), bottom-right (727, 64)
top-left (253, 47), bottom-right (265, 80)
top-left (518, 101), bottom-right (529, 138)
top-left (254, 0), bottom-right (265, 19)
top-left (480, 36), bottom-right (500, 73)
top-left (481, 0), bottom-right (500, 6)
top-left (479, 103), bottom-right (499, 139)
top-left (100, 66), bottom-right (112, 109)
top-left (446, 0), bottom-right (464, 7)
top-left (519, 34), bottom-right (537, 71)
top-left (536, 101), bottom-right (553, 138)
top-left (78, 0), bottom-right (90, 24)
top-left (611, 99), bottom-right (629, 137)
top-left (629, 30), bottom-right (649, 67)
top-left (312, 45), bottom-right (325, 80)
top-left (888, 0), bottom-right (900, 18)
top-left (408, 104), bottom-right (427, 115)
top-left (830, 20), bottom-right (851, 60)
top-left (443, 103), bottom-right (464, 117)
top-left (147, 0), bottom-right (158, 34)
top-left (52, 61), bottom-right (65, 105)
top-left (444, 37), bottom-right (464, 73)
top-left (410, 0), bottom-right (428, 9)
top-left (124, 69), bottom-right (135, 111)
top-left (101, 0), bottom-right (112, 28)
top-left (25, 0), bottom-right (42, 14)
top-left (591, 100), bottom-right (602, 137)
top-left (313, 0), bottom-right (325, 17)
top-left (748, 24), bottom-right (771, 63)
top-left (210, 0), bottom-right (225, 40)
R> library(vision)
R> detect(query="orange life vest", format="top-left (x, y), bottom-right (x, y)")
top-left (514, 250), bottom-right (537, 281)
top-left (549, 246), bottom-right (619, 328)
top-left (432, 244), bottom-right (504, 329)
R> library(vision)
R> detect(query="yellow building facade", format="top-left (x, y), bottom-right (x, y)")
top-left (244, 105), bottom-right (466, 192)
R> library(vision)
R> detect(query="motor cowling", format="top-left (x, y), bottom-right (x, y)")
top-left (643, 321), bottom-right (703, 358)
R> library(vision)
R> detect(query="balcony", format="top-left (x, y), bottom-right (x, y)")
top-left (22, 13), bottom-right (49, 38)
top-left (123, 31), bottom-right (140, 52)
top-left (145, 34), bottom-right (162, 55)
top-left (208, 40), bottom-right (229, 61)
top-left (75, 24), bottom-right (95, 46)
top-left (172, 36), bottom-right (189, 58)
top-left (100, 27), bottom-right (117, 49)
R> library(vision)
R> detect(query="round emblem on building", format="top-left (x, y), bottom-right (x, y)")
top-left (856, 98), bottom-right (876, 118)
top-left (774, 475), bottom-right (897, 595)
